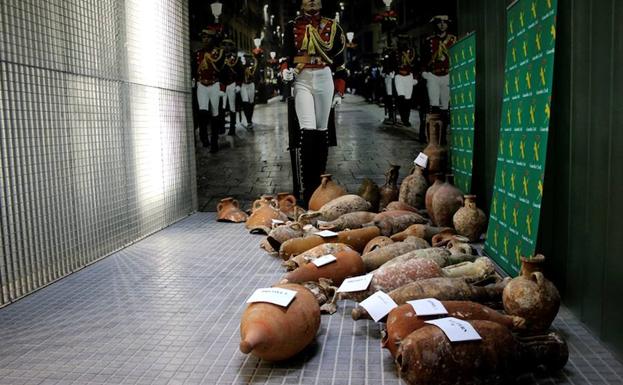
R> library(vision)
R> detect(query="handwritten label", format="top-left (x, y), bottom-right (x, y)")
top-left (425, 317), bottom-right (482, 342)
top-left (315, 230), bottom-right (339, 238)
top-left (336, 274), bottom-right (374, 293)
top-left (414, 152), bottom-right (429, 168)
top-left (359, 291), bottom-right (398, 322)
top-left (246, 287), bottom-right (297, 307)
top-left (312, 254), bottom-right (337, 267)
top-left (407, 298), bottom-right (448, 316)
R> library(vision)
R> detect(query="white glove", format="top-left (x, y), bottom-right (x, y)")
top-left (332, 94), bottom-right (342, 107)
top-left (219, 91), bottom-right (226, 97)
top-left (282, 68), bottom-right (294, 81)
top-left (235, 85), bottom-right (241, 92)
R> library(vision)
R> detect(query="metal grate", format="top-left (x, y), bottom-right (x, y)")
top-left (0, 0), bottom-right (196, 306)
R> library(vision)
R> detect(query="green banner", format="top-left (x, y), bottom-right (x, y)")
top-left (484, 0), bottom-right (558, 275)
top-left (449, 33), bottom-right (477, 194)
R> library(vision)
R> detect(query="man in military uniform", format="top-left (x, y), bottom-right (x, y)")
top-left (221, 40), bottom-right (244, 136)
top-left (422, 15), bottom-right (456, 113)
top-left (196, 26), bottom-right (224, 153)
top-left (241, 54), bottom-right (258, 130)
top-left (395, 39), bottom-right (418, 127)
top-left (381, 47), bottom-right (397, 125)
top-left (282, 0), bottom-right (347, 206)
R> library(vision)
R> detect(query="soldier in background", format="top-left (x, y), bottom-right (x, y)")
top-left (282, 0), bottom-right (347, 206)
top-left (241, 54), bottom-right (258, 130)
top-left (195, 26), bottom-right (224, 153)
top-left (422, 15), bottom-right (456, 115)
top-left (381, 46), bottom-right (397, 125)
top-left (395, 37), bottom-right (418, 127)
top-left (221, 40), bottom-right (244, 136)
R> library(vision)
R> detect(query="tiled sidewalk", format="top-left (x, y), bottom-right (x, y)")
top-left (0, 213), bottom-right (622, 385)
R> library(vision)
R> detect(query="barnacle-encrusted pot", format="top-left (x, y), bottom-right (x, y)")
top-left (453, 195), bottom-right (487, 242)
top-left (308, 174), bottom-right (347, 211)
top-left (245, 195), bottom-right (288, 234)
top-left (216, 197), bottom-right (248, 223)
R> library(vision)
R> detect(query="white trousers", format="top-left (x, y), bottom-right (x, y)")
top-left (197, 83), bottom-right (221, 117)
top-left (384, 74), bottom-right (394, 95)
top-left (223, 82), bottom-right (237, 112)
top-left (241, 83), bottom-right (255, 103)
top-left (395, 74), bottom-right (416, 99)
top-left (293, 67), bottom-right (334, 130)
top-left (422, 72), bottom-right (450, 110)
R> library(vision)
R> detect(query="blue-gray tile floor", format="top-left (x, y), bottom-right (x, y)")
top-left (0, 213), bottom-right (622, 385)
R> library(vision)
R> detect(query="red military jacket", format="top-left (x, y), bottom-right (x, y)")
top-left (283, 12), bottom-right (347, 95)
top-left (398, 49), bottom-right (416, 76)
top-left (424, 33), bottom-right (457, 76)
top-left (196, 47), bottom-right (224, 86)
top-left (222, 54), bottom-right (244, 86)
top-left (244, 58), bottom-right (258, 84)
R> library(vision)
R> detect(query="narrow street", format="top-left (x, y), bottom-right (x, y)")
top-left (195, 95), bottom-right (425, 211)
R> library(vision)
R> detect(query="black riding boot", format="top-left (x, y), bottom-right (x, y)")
top-left (300, 129), bottom-right (329, 207)
top-left (398, 97), bottom-right (411, 127)
top-left (228, 111), bottom-right (236, 136)
top-left (198, 110), bottom-right (210, 147)
top-left (210, 115), bottom-right (220, 153)
top-left (247, 103), bottom-right (255, 129)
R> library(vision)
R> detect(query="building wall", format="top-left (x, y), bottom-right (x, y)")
top-left (457, 0), bottom-right (623, 358)
top-left (0, 0), bottom-right (196, 306)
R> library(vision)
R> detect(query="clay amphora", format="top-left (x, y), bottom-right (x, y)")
top-left (453, 195), bottom-right (487, 242)
top-left (430, 175), bottom-right (464, 227)
top-left (379, 164), bottom-right (401, 210)
top-left (246, 195), bottom-right (288, 234)
top-left (399, 166), bottom-right (428, 209)
top-left (277, 192), bottom-right (304, 220)
top-left (422, 113), bottom-right (448, 184)
top-left (267, 222), bottom-right (304, 251)
top-left (363, 236), bottom-right (394, 254)
top-left (357, 178), bottom-right (380, 212)
top-left (240, 283), bottom-right (320, 361)
top-left (503, 255), bottom-right (561, 331)
top-left (308, 174), bottom-right (347, 211)
top-left (424, 173), bottom-right (445, 223)
top-left (217, 197), bottom-right (248, 223)
top-left (396, 320), bottom-right (568, 385)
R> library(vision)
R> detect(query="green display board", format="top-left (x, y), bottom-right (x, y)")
top-left (484, 0), bottom-right (558, 275)
top-left (449, 33), bottom-right (477, 194)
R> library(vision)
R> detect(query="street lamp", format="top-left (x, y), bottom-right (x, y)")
top-left (383, 0), bottom-right (392, 9)
top-left (270, 51), bottom-right (276, 60)
top-left (335, 12), bottom-right (340, 22)
top-left (254, 38), bottom-right (262, 49)
top-left (210, 1), bottom-right (223, 23)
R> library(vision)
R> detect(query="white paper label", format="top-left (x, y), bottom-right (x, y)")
top-left (246, 287), bottom-right (297, 307)
top-left (407, 298), bottom-right (449, 316)
top-left (425, 317), bottom-right (482, 342)
top-left (311, 254), bottom-right (337, 267)
top-left (359, 291), bottom-right (398, 322)
top-left (336, 274), bottom-right (374, 293)
top-left (315, 230), bottom-right (339, 238)
top-left (271, 219), bottom-right (285, 225)
top-left (414, 152), bottom-right (429, 168)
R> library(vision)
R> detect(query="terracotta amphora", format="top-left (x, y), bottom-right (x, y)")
top-left (246, 195), bottom-right (288, 234)
top-left (399, 166), bottom-right (428, 209)
top-left (379, 164), bottom-right (401, 210)
top-left (217, 197), bottom-right (248, 223)
top-left (430, 174), bottom-right (464, 227)
top-left (423, 113), bottom-right (448, 184)
top-left (358, 178), bottom-right (380, 212)
top-left (277, 192), bottom-right (304, 220)
top-left (503, 255), bottom-right (561, 331)
top-left (424, 173), bottom-right (445, 223)
top-left (308, 174), bottom-right (347, 211)
top-left (453, 195), bottom-right (487, 242)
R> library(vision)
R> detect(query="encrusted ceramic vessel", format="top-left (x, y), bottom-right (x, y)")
top-left (453, 195), bottom-right (487, 242)
top-left (308, 174), bottom-right (347, 211)
top-left (246, 195), bottom-right (288, 234)
top-left (217, 197), bottom-right (248, 223)
top-left (399, 166), bottom-right (428, 209)
top-left (379, 164), bottom-right (400, 210)
top-left (430, 175), bottom-right (464, 227)
top-left (422, 113), bottom-right (448, 184)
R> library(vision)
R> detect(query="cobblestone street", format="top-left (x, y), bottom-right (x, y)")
top-left (195, 96), bottom-right (425, 211)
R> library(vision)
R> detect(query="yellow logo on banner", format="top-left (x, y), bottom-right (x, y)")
top-left (510, 20), bottom-right (515, 35)
top-left (540, 66), bottom-right (546, 86)
top-left (545, 102), bottom-right (551, 121)
top-left (515, 243), bottom-right (522, 265)
top-left (526, 213), bottom-right (533, 236)
top-left (520, 140), bottom-right (526, 159)
top-left (504, 236), bottom-right (509, 255)
top-left (461, 92), bottom-right (465, 104)
top-left (460, 135), bottom-right (464, 147)
top-left (468, 136), bottom-right (472, 148)
top-left (513, 207), bottom-right (518, 227)
top-left (455, 53), bottom-right (459, 63)
top-left (551, 24), bottom-right (556, 41)
top-left (493, 196), bottom-right (498, 214)
top-left (512, 47), bottom-right (517, 63)
top-left (463, 157), bottom-right (467, 169)
top-left (507, 109), bottom-right (512, 125)
top-left (500, 138), bottom-right (505, 155)
top-left (534, 141), bottom-right (540, 162)
top-left (522, 41), bottom-right (528, 58)
top-left (547, 0), bottom-right (552, 9)
top-left (523, 176), bottom-right (528, 196)
top-left (469, 45), bottom-right (473, 57)
top-left (531, 2), bottom-right (537, 18)
top-left (458, 72), bottom-right (462, 83)
top-left (502, 201), bottom-right (508, 221)
top-left (519, 11), bottom-right (525, 27)
top-left (464, 113), bottom-right (469, 125)
top-left (538, 179), bottom-right (544, 197)
top-left (465, 69), bottom-right (469, 82)
top-left (510, 172), bottom-right (516, 192)
top-left (529, 105), bottom-right (536, 124)
top-left (468, 90), bottom-right (473, 103)
top-left (472, 112), bottom-right (475, 124)
top-left (494, 228), bottom-right (499, 246)
top-left (515, 75), bottom-right (520, 93)
top-left (505, 79), bottom-right (510, 95)
top-left (509, 138), bottom-right (514, 158)
top-left (535, 32), bottom-right (542, 52)
top-left (462, 48), bottom-right (466, 60)
top-left (525, 71), bottom-right (532, 90)
top-left (501, 168), bottom-right (506, 188)
top-left (516, 106), bottom-right (522, 126)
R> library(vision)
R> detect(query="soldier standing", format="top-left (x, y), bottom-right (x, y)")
top-left (241, 54), bottom-right (258, 130)
top-left (282, 0), bottom-right (347, 206)
top-left (395, 41), bottom-right (418, 127)
top-left (422, 15), bottom-right (457, 114)
top-left (221, 40), bottom-right (244, 136)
